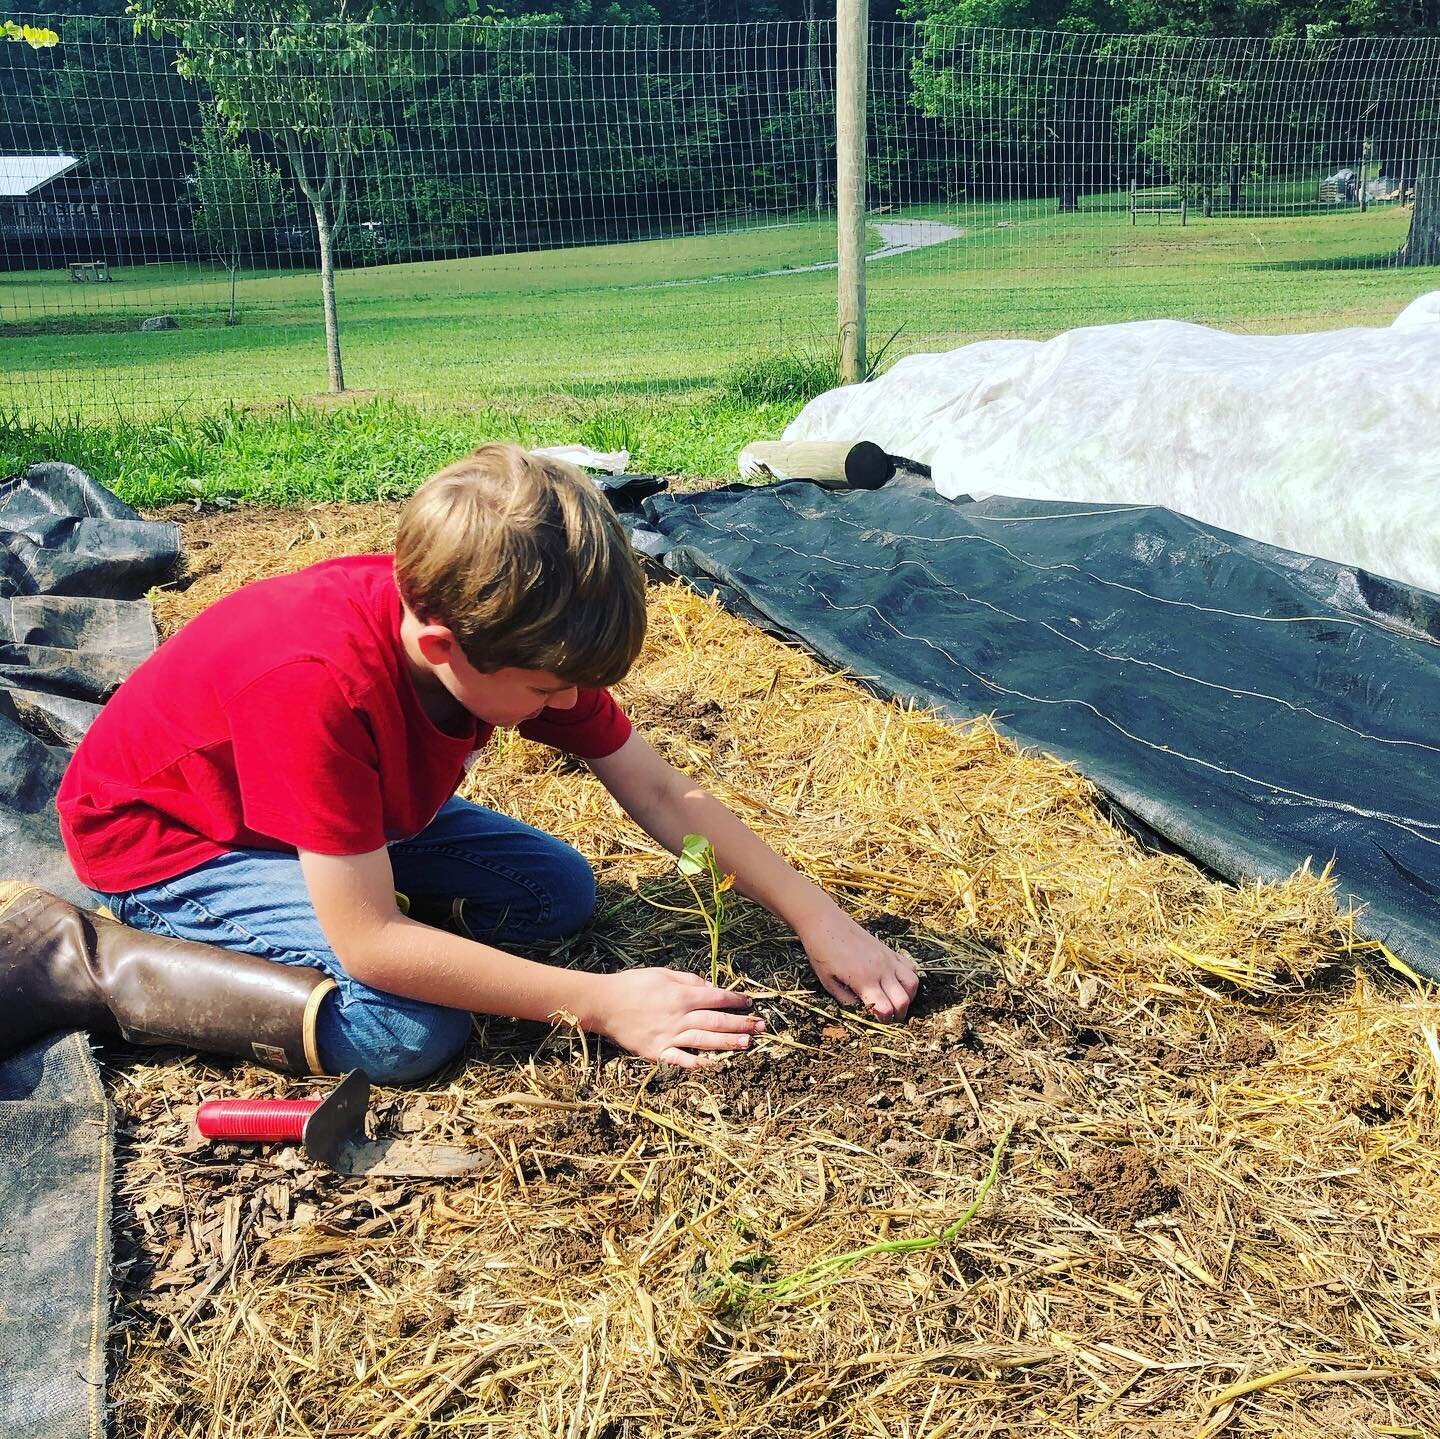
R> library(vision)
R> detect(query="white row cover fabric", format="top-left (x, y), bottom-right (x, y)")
top-left (531, 444), bottom-right (630, 474)
top-left (785, 292), bottom-right (1440, 596)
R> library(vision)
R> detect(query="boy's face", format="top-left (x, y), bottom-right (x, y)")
top-left (441, 650), bottom-right (580, 728)
top-left (404, 609), bottom-right (580, 726)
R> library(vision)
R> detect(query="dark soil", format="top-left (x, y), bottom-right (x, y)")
top-left (1067, 1147), bottom-right (1180, 1225)
top-left (1136, 1018), bottom-right (1275, 1078)
top-left (625, 973), bottom-right (1155, 1174)
top-left (637, 693), bottom-right (727, 748)
top-left (1218, 1021), bottom-right (1276, 1068)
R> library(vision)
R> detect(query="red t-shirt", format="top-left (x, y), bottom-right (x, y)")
top-left (57, 554), bottom-right (632, 893)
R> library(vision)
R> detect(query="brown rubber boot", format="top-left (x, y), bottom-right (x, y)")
top-left (0, 882), bottom-right (335, 1074)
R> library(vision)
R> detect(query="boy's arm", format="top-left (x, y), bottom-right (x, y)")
top-left (297, 846), bottom-right (761, 1068)
top-left (588, 733), bottom-right (919, 1020)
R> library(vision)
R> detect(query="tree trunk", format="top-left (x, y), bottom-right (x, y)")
top-left (1400, 133), bottom-right (1439, 267)
top-left (1229, 162), bottom-right (1240, 210)
top-left (227, 262), bottom-right (238, 325)
top-left (288, 138), bottom-right (347, 395)
top-left (805, 1), bottom-right (824, 215)
top-left (312, 200), bottom-right (345, 393)
top-left (1052, 102), bottom-right (1077, 213)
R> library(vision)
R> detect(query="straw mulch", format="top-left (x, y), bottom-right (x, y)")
top-left (108, 501), bottom-right (1440, 1438)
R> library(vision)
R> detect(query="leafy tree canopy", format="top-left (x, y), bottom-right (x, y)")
top-left (902, 0), bottom-right (1438, 36)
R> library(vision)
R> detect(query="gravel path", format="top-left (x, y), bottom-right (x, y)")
top-left (628, 215), bottom-right (964, 290)
top-left (776, 217), bottom-right (965, 273)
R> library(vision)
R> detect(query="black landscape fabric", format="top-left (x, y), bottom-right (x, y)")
top-left (0, 1031), bottom-right (113, 1439)
top-left (1, 462), bottom-right (179, 905)
top-left (639, 478), bottom-right (1440, 980)
top-left (1, 462), bottom-right (176, 1439)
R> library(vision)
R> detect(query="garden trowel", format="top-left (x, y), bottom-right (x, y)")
top-left (196, 1068), bottom-right (486, 1178)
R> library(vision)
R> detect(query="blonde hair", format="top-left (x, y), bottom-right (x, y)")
top-left (394, 444), bottom-right (647, 686)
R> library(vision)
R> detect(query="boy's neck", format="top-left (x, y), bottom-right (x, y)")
top-left (398, 607), bottom-right (471, 734)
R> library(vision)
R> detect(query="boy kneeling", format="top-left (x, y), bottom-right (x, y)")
top-left (2, 446), bottom-right (916, 1080)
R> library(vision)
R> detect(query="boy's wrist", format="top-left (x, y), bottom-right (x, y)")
top-left (566, 969), bottom-right (612, 1036)
top-left (785, 885), bottom-right (844, 943)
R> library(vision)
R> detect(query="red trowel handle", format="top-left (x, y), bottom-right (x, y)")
top-left (196, 1096), bottom-right (324, 1143)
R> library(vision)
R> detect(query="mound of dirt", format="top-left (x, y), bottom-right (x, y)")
top-left (1068, 1148), bottom-right (1180, 1226)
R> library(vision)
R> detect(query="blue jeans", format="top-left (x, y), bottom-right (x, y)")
top-left (94, 796), bottom-right (596, 1085)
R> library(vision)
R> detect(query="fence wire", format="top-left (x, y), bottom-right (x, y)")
top-left (1, 17), bottom-right (1437, 417)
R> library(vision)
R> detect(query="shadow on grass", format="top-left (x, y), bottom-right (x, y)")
top-left (0, 311), bottom-right (218, 339)
top-left (1249, 251), bottom-right (1409, 272)
top-left (518, 375), bottom-right (727, 402)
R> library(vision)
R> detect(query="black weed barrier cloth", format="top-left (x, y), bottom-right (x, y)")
top-left (1, 463), bottom-right (178, 1439)
top-left (637, 478), bottom-right (1440, 980)
top-left (1, 462), bottom-right (178, 903)
top-left (0, 1031), bottom-right (113, 1439)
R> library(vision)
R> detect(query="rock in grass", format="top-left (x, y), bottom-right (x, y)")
top-left (139, 315), bottom-right (178, 332)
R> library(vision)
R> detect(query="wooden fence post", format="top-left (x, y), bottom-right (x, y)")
top-left (837, 0), bottom-right (868, 386)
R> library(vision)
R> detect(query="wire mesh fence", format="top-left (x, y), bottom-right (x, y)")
top-left (2, 16), bottom-right (1437, 418)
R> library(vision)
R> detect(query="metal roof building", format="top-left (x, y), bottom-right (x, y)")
top-left (0, 154), bottom-right (80, 197)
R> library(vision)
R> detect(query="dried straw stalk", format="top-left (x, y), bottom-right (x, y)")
top-left (105, 502), bottom-right (1440, 1439)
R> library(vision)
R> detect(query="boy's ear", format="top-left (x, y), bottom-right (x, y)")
top-left (413, 623), bottom-right (461, 669)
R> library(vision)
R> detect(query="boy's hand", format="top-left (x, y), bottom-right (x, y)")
top-left (592, 969), bottom-right (764, 1069)
top-left (799, 905), bottom-right (919, 1021)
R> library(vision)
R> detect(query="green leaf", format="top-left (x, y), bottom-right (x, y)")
top-left (678, 833), bottom-right (712, 878)
top-left (2, 19), bottom-right (59, 46)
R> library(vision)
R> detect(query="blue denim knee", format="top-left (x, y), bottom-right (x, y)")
top-left (318, 991), bottom-right (472, 1086)
top-left (97, 868), bottom-right (475, 1086)
top-left (96, 796), bottom-right (599, 1085)
top-left (527, 844), bottom-right (597, 939)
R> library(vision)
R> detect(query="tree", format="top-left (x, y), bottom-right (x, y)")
top-left (130, 1), bottom-right (415, 394)
top-left (905, 1), bottom-right (1129, 212)
top-left (1106, 0), bottom-right (1440, 261)
top-left (190, 114), bottom-right (286, 323)
top-left (1401, 133), bottom-right (1439, 266)
top-left (904, 0), bottom-right (1439, 242)
top-left (362, 17), bottom-right (760, 255)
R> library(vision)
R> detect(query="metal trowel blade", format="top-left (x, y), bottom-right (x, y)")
top-left (303, 1070), bottom-right (488, 1178)
top-left (329, 1135), bottom-right (489, 1178)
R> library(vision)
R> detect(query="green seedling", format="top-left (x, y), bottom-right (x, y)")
top-left (677, 833), bottom-right (734, 986)
top-left (721, 1125), bottom-right (1012, 1308)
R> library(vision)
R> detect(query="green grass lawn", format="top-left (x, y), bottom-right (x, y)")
top-left (2, 192), bottom-right (1434, 502)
